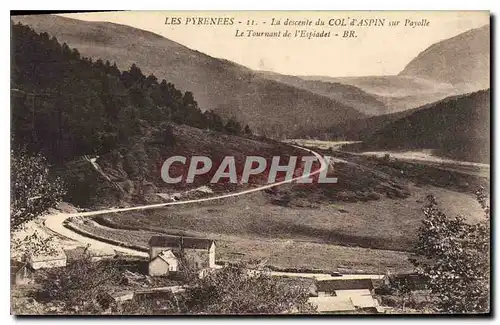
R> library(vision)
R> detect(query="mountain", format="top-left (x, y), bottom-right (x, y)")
top-left (65, 122), bottom-right (307, 207)
top-left (399, 25), bottom-right (490, 89)
top-left (300, 25), bottom-right (490, 113)
top-left (11, 21), bottom-right (318, 208)
top-left (358, 89), bottom-right (490, 163)
top-left (299, 75), bottom-right (460, 113)
top-left (307, 91), bottom-right (479, 141)
top-left (11, 14), bottom-right (365, 138)
top-left (257, 72), bottom-right (390, 116)
top-left (11, 21), bottom-right (235, 163)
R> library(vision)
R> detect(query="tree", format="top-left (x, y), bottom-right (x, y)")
top-left (244, 125), bottom-right (252, 135)
top-left (180, 265), bottom-right (316, 314)
top-left (10, 149), bottom-right (66, 230)
top-left (409, 188), bottom-right (490, 313)
top-left (162, 124), bottom-right (176, 147)
top-left (225, 117), bottom-right (242, 135)
top-left (36, 256), bottom-right (122, 314)
top-left (11, 22), bottom-right (249, 167)
top-left (203, 110), bottom-right (225, 132)
top-left (391, 277), bottom-right (413, 312)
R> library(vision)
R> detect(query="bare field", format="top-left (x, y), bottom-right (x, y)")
top-left (74, 151), bottom-right (486, 274)
top-left (95, 185), bottom-right (483, 252)
top-left (70, 218), bottom-right (413, 274)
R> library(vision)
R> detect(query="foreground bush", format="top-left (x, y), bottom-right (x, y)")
top-left (123, 265), bottom-right (317, 315)
top-left (36, 257), bottom-right (122, 314)
top-left (409, 187), bottom-right (490, 313)
top-left (180, 265), bottom-right (316, 314)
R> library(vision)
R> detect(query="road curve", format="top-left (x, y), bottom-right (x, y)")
top-left (45, 213), bottom-right (149, 258)
top-left (44, 145), bottom-right (385, 279)
top-left (45, 145), bottom-right (327, 256)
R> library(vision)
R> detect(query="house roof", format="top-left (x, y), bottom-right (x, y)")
top-left (155, 250), bottom-right (178, 264)
top-left (308, 296), bottom-right (356, 312)
top-left (316, 279), bottom-right (374, 292)
top-left (148, 235), bottom-right (215, 250)
top-left (11, 260), bottom-right (26, 273)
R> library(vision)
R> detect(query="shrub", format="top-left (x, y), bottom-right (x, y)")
top-left (408, 189), bottom-right (490, 313)
top-left (367, 192), bottom-right (382, 201)
top-left (36, 257), bottom-right (122, 314)
top-left (10, 149), bottom-right (66, 230)
top-left (180, 265), bottom-right (316, 314)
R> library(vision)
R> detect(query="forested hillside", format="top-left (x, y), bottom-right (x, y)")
top-left (12, 15), bottom-right (366, 138)
top-left (360, 89), bottom-right (490, 163)
top-left (257, 71), bottom-right (390, 116)
top-left (11, 22), bottom-right (245, 164)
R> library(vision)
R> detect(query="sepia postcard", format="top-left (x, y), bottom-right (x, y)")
top-left (10, 10), bottom-right (490, 316)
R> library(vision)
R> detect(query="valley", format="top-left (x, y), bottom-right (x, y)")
top-left (10, 12), bottom-right (490, 315)
top-left (62, 145), bottom-right (487, 274)
top-left (11, 15), bottom-right (490, 269)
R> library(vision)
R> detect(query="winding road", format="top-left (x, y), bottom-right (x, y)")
top-left (45, 145), bottom-right (327, 258)
top-left (43, 145), bottom-right (384, 280)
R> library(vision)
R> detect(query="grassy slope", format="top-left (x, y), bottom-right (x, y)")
top-left (12, 14), bottom-right (365, 138)
top-left (70, 219), bottom-right (415, 274)
top-left (96, 184), bottom-right (484, 252)
top-left (76, 182), bottom-right (482, 273)
top-left (84, 123), bottom-right (309, 206)
top-left (82, 152), bottom-right (487, 273)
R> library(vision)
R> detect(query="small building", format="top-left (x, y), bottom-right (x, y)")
top-left (28, 247), bottom-right (67, 270)
top-left (309, 279), bottom-right (381, 313)
top-left (108, 290), bottom-right (135, 303)
top-left (148, 235), bottom-right (216, 277)
top-left (315, 279), bottom-right (375, 296)
top-left (308, 296), bottom-right (357, 314)
top-left (149, 250), bottom-right (179, 276)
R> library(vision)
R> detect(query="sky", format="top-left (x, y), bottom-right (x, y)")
top-left (61, 11), bottom-right (489, 77)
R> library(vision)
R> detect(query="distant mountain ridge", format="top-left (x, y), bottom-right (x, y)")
top-left (257, 71), bottom-right (390, 116)
top-left (11, 14), bottom-right (365, 138)
top-left (298, 75), bottom-right (459, 113)
top-left (299, 25), bottom-right (490, 113)
top-left (399, 25), bottom-right (490, 89)
top-left (12, 14), bottom-right (490, 143)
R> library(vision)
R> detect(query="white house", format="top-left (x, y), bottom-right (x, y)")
top-left (149, 250), bottom-right (179, 276)
top-left (148, 235), bottom-right (216, 276)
